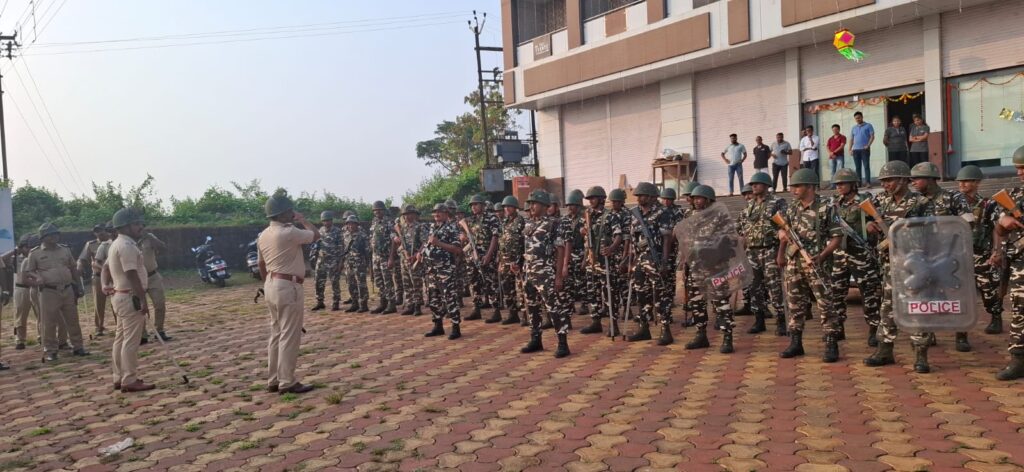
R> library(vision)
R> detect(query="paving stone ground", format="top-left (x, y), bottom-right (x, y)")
top-left (2, 276), bottom-right (1024, 471)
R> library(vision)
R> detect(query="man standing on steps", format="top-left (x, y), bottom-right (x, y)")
top-left (342, 215), bottom-right (370, 313)
top-left (25, 222), bottom-right (89, 362)
top-left (369, 201), bottom-right (397, 314)
top-left (394, 204), bottom-right (427, 317)
top-left (78, 224), bottom-right (110, 336)
top-left (738, 172), bottom-right (788, 337)
top-left (624, 182), bottom-right (674, 345)
top-left (257, 192), bottom-right (318, 395)
top-left (776, 169), bottom-right (843, 363)
top-left (498, 196), bottom-right (525, 326)
top-left (721, 133), bottom-right (747, 196)
top-left (465, 195), bottom-right (501, 323)
top-left (421, 204), bottom-right (464, 340)
top-left (139, 230), bottom-right (172, 343)
top-left (519, 190), bottom-right (571, 358)
top-left (955, 165), bottom-right (1003, 336)
top-left (312, 211), bottom-right (344, 312)
top-left (106, 208), bottom-right (154, 393)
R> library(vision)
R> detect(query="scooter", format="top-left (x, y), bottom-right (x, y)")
top-left (191, 236), bottom-right (230, 287)
top-left (241, 238), bottom-right (261, 280)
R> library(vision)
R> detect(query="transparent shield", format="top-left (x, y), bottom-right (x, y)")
top-left (674, 202), bottom-right (752, 296)
top-left (890, 216), bottom-right (978, 331)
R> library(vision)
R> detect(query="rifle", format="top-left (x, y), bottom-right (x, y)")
top-left (412, 224), bottom-right (443, 271)
top-left (771, 212), bottom-right (829, 285)
top-left (394, 222), bottom-right (420, 286)
top-left (604, 255), bottom-right (618, 339)
top-left (629, 206), bottom-right (662, 269)
top-left (991, 190), bottom-right (1024, 251)
top-left (620, 249), bottom-right (635, 340)
top-left (584, 210), bottom-right (597, 267)
top-left (836, 215), bottom-right (874, 256)
top-left (858, 200), bottom-right (892, 250)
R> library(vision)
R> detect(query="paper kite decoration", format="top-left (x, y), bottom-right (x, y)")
top-left (833, 29), bottom-right (866, 62)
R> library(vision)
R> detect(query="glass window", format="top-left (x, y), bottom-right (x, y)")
top-left (516, 0), bottom-right (567, 43)
top-left (692, 0), bottom-right (721, 8)
top-left (582, 0), bottom-right (642, 20)
top-left (953, 68), bottom-right (1024, 165)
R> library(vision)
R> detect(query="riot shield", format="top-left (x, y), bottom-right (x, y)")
top-left (890, 216), bottom-right (978, 331)
top-left (674, 202), bottom-right (752, 298)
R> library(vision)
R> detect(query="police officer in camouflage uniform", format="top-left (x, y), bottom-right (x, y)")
top-left (519, 190), bottom-right (572, 358)
top-left (369, 201), bottom-right (397, 314)
top-left (863, 160), bottom-right (934, 370)
top-left (580, 186), bottom-right (626, 335)
top-left (679, 181), bottom-right (705, 329)
top-left (911, 161), bottom-right (973, 357)
top-left (777, 169), bottom-right (843, 363)
top-left (829, 168), bottom-right (883, 346)
top-left (464, 194), bottom-right (501, 322)
top-left (562, 190), bottom-right (588, 316)
top-left (393, 204), bottom-right (427, 316)
top-left (660, 188), bottom-right (686, 320)
top-left (311, 211), bottom-right (344, 311)
top-left (992, 146), bottom-right (1024, 380)
top-left (624, 182), bottom-right (675, 345)
top-left (956, 165), bottom-right (1004, 335)
top-left (498, 196), bottom-right (525, 325)
top-left (389, 207), bottom-right (406, 308)
top-left (422, 203), bottom-right (465, 340)
top-left (446, 199), bottom-right (470, 305)
top-left (738, 172), bottom-right (788, 336)
top-left (738, 184), bottom-right (755, 318)
top-left (342, 215), bottom-right (370, 313)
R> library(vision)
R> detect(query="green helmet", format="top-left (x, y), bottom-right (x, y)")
top-left (342, 210), bottom-right (355, 218)
top-left (749, 172), bottom-right (772, 186)
top-left (740, 184), bottom-right (753, 195)
top-left (112, 208), bottom-right (143, 228)
top-left (566, 189), bottom-right (584, 206)
top-left (526, 189), bottom-right (550, 206)
top-left (956, 165), bottom-right (984, 181)
top-left (878, 160), bottom-right (911, 180)
top-left (345, 215), bottom-right (360, 224)
top-left (633, 182), bottom-right (658, 197)
top-left (18, 233), bottom-right (38, 247)
top-left (681, 181), bottom-right (700, 196)
top-left (585, 186), bottom-right (607, 199)
top-left (1013, 145), bottom-right (1024, 166)
top-left (320, 210), bottom-right (335, 221)
top-left (431, 203), bottom-right (449, 214)
top-left (469, 194), bottom-right (488, 205)
top-left (445, 199), bottom-right (458, 210)
top-left (832, 168), bottom-right (859, 184)
top-left (608, 188), bottom-right (627, 202)
top-left (790, 168), bottom-right (820, 186)
top-left (38, 222), bottom-right (60, 237)
top-left (372, 201), bottom-right (387, 211)
top-left (910, 162), bottom-right (940, 179)
top-left (548, 192), bottom-right (560, 206)
top-left (501, 195), bottom-right (519, 208)
top-left (401, 204), bottom-right (419, 215)
top-left (493, 202), bottom-right (503, 212)
top-left (691, 185), bottom-right (716, 201)
top-left (660, 188), bottom-right (677, 200)
top-left (265, 193), bottom-right (294, 218)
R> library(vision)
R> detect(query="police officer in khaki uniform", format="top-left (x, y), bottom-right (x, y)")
top-left (24, 222), bottom-right (89, 362)
top-left (258, 193), bottom-right (319, 395)
top-left (104, 208), bottom-right (155, 392)
top-left (78, 224), bottom-right (111, 335)
top-left (139, 231), bottom-right (171, 342)
top-left (3, 234), bottom-right (40, 350)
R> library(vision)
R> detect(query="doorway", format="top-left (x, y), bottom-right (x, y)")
top-left (885, 93), bottom-right (924, 143)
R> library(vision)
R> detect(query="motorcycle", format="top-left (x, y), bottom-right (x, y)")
top-left (191, 236), bottom-right (231, 287)
top-left (241, 238), bottom-right (261, 280)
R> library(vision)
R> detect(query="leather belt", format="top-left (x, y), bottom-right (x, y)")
top-left (147, 270), bottom-right (158, 277)
top-left (41, 284), bottom-right (72, 292)
top-left (113, 289), bottom-right (133, 294)
top-left (270, 272), bottom-right (304, 284)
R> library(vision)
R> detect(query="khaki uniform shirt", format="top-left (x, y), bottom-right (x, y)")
top-left (95, 240), bottom-right (112, 266)
top-left (108, 235), bottom-right (148, 291)
top-left (78, 239), bottom-right (102, 274)
top-left (139, 234), bottom-right (165, 274)
top-left (25, 244), bottom-right (76, 286)
top-left (258, 221), bottom-right (316, 277)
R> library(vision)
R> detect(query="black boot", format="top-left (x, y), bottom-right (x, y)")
top-left (580, 318), bottom-right (603, 334)
top-left (345, 301), bottom-right (359, 313)
top-left (985, 315), bottom-right (1004, 335)
top-left (927, 332), bottom-right (937, 346)
top-left (913, 345), bottom-right (930, 373)
top-left (780, 331), bottom-right (804, 358)
top-left (358, 301), bottom-right (369, 313)
top-left (996, 352), bottom-right (1024, 381)
top-left (424, 320), bottom-right (444, 337)
top-left (521, 330), bottom-right (543, 353)
top-left (720, 331), bottom-right (734, 354)
top-left (863, 342), bottom-right (896, 366)
top-left (627, 321), bottom-right (652, 342)
top-left (485, 308), bottom-right (502, 324)
top-left (657, 325), bottom-right (674, 346)
top-left (539, 314), bottom-right (554, 330)
top-left (867, 325), bottom-right (879, 347)
top-left (342, 298), bottom-right (353, 305)
top-left (465, 306), bottom-right (482, 321)
top-left (836, 323), bottom-right (846, 341)
top-left (413, 304), bottom-right (423, 316)
top-left (331, 301), bottom-right (341, 311)
top-left (370, 300), bottom-right (386, 314)
top-left (312, 301), bottom-right (326, 312)
top-left (685, 328), bottom-right (710, 350)
top-left (382, 301), bottom-right (397, 314)
top-left (823, 334), bottom-right (839, 363)
top-left (400, 304), bottom-right (415, 316)
top-left (502, 309), bottom-right (521, 325)
top-left (447, 323), bottom-right (461, 340)
top-left (955, 332), bottom-right (971, 352)
top-left (775, 314), bottom-right (788, 337)
top-left (396, 295), bottom-right (404, 307)
top-left (747, 314), bottom-right (766, 334)
top-left (554, 333), bottom-right (570, 358)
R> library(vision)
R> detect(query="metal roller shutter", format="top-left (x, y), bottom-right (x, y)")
top-left (695, 53), bottom-right (786, 195)
top-left (942, 0), bottom-right (1024, 77)
top-left (800, 20), bottom-right (923, 102)
top-left (561, 97), bottom-right (610, 192)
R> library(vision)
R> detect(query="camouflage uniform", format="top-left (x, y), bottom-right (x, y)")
top-left (342, 227), bottom-right (370, 307)
top-left (829, 192), bottom-right (882, 329)
top-left (661, 204), bottom-right (686, 309)
top-left (370, 214), bottom-right (397, 305)
top-left (524, 215), bottom-right (571, 334)
top-left (871, 190), bottom-right (933, 344)
top-left (687, 207), bottom-right (740, 333)
top-left (425, 220), bottom-right (462, 324)
top-left (314, 225), bottom-right (344, 305)
top-left (560, 212), bottom-right (587, 307)
top-left (963, 192), bottom-right (1003, 323)
top-left (998, 186), bottom-right (1024, 355)
top-left (389, 209), bottom-right (405, 305)
top-left (738, 194), bottom-right (787, 321)
top-left (499, 212), bottom-right (525, 316)
top-left (465, 212), bottom-right (501, 308)
top-left (395, 219), bottom-right (428, 308)
top-left (628, 202), bottom-right (674, 327)
top-left (782, 195), bottom-right (842, 335)
top-left (584, 207), bottom-right (625, 320)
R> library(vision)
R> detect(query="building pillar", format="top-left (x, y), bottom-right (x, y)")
top-left (785, 48), bottom-right (801, 136)
top-left (537, 107), bottom-right (564, 180)
top-left (922, 14), bottom-right (943, 132)
top-left (659, 74), bottom-right (696, 165)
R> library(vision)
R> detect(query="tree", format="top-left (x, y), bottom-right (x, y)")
top-left (12, 183), bottom-right (63, 237)
top-left (415, 84), bottom-right (519, 175)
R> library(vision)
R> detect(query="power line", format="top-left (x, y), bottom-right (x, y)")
top-left (20, 55), bottom-right (84, 188)
top-left (5, 91), bottom-right (73, 193)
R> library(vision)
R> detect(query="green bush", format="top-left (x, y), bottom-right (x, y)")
top-left (401, 163), bottom-right (483, 212)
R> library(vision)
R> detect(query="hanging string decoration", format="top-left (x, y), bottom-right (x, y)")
top-left (833, 29), bottom-right (867, 62)
top-left (805, 92), bottom-right (923, 114)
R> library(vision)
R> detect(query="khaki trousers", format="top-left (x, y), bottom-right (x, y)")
top-left (92, 275), bottom-right (108, 331)
top-left (13, 286), bottom-right (40, 344)
top-left (147, 272), bottom-right (167, 332)
top-left (111, 293), bottom-right (146, 385)
top-left (39, 286), bottom-right (84, 353)
top-left (265, 277), bottom-right (304, 389)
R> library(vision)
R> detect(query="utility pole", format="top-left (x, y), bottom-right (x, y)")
top-left (469, 11), bottom-right (503, 168)
top-left (0, 33), bottom-right (19, 181)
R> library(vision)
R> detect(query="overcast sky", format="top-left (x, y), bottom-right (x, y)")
top-left (2, 0), bottom-right (503, 203)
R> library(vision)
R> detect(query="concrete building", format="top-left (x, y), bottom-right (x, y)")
top-left (500, 0), bottom-right (1024, 195)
